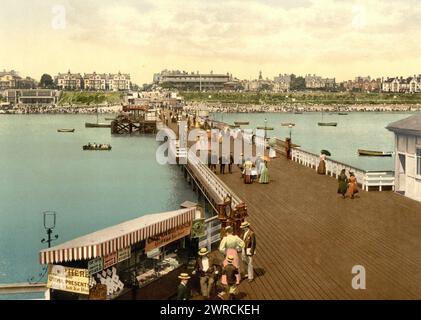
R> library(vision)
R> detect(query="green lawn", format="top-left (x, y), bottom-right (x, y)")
top-left (58, 91), bottom-right (125, 106)
top-left (180, 91), bottom-right (421, 105)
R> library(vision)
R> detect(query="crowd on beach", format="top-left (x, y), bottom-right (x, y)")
top-left (184, 102), bottom-right (421, 113)
top-left (6, 104), bottom-right (123, 114)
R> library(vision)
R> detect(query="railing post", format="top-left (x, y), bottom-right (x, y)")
top-left (206, 222), bottom-right (212, 251)
top-left (379, 176), bottom-right (382, 192)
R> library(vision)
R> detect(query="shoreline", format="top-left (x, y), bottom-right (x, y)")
top-left (185, 102), bottom-right (421, 113)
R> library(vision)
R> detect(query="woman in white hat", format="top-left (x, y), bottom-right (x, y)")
top-left (219, 226), bottom-right (244, 285)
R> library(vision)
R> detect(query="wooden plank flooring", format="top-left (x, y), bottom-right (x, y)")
top-left (161, 110), bottom-right (421, 299)
top-left (216, 154), bottom-right (421, 299)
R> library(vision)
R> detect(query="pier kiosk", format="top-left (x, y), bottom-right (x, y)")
top-left (39, 207), bottom-right (201, 300)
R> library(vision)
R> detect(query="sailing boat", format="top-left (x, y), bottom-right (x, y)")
top-left (85, 107), bottom-right (111, 128)
top-left (318, 108), bottom-right (337, 127)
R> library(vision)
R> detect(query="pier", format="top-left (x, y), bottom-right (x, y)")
top-left (162, 108), bottom-right (421, 299)
top-left (111, 106), bottom-right (158, 135)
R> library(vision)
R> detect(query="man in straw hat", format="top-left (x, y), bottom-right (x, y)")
top-left (222, 255), bottom-right (239, 300)
top-left (240, 221), bottom-right (256, 282)
top-left (192, 247), bottom-right (219, 298)
top-left (177, 273), bottom-right (191, 300)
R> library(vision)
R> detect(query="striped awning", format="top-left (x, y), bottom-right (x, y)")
top-left (39, 207), bottom-right (196, 265)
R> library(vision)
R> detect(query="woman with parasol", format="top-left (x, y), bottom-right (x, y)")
top-left (317, 150), bottom-right (330, 175)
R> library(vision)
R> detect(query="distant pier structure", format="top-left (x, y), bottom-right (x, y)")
top-left (111, 105), bottom-right (158, 134)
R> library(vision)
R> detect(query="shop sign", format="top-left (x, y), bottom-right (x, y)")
top-left (47, 265), bottom-right (89, 295)
top-left (88, 257), bottom-right (104, 276)
top-left (103, 252), bottom-right (118, 269)
top-left (117, 247), bottom-right (131, 263)
top-left (145, 222), bottom-right (192, 252)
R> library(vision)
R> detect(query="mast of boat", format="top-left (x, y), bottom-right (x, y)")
top-left (96, 107), bottom-right (99, 124)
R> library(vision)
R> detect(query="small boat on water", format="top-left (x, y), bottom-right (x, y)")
top-left (83, 143), bottom-right (112, 151)
top-left (318, 122), bottom-right (337, 127)
top-left (294, 112), bottom-right (303, 114)
top-left (234, 121), bottom-right (249, 125)
top-left (318, 109), bottom-right (337, 126)
top-left (57, 129), bottom-right (75, 133)
top-left (281, 122), bottom-right (295, 127)
top-left (358, 149), bottom-right (393, 157)
top-left (85, 122), bottom-right (111, 128)
top-left (338, 112), bottom-right (348, 115)
top-left (257, 126), bottom-right (274, 130)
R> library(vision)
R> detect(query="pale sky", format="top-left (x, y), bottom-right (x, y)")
top-left (1, 0), bottom-right (421, 84)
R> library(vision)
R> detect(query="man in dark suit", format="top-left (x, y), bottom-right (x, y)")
top-left (192, 247), bottom-right (219, 298)
top-left (176, 273), bottom-right (191, 300)
top-left (240, 221), bottom-right (256, 282)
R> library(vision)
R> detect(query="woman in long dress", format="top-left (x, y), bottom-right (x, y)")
top-left (337, 169), bottom-right (348, 198)
top-left (219, 226), bottom-right (245, 285)
top-left (346, 172), bottom-right (359, 199)
top-left (243, 159), bottom-right (252, 184)
top-left (317, 153), bottom-right (326, 175)
top-left (259, 161), bottom-right (269, 184)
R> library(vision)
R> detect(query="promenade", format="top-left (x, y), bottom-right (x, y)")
top-left (218, 154), bottom-right (421, 299)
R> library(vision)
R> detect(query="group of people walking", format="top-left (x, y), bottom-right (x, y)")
top-left (238, 154), bottom-right (269, 184)
top-left (177, 221), bottom-right (257, 300)
top-left (337, 169), bottom-right (359, 199)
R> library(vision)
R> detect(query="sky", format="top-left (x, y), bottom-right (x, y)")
top-left (1, 0), bottom-right (421, 84)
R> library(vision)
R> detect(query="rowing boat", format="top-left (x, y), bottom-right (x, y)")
top-left (281, 123), bottom-right (295, 127)
top-left (358, 149), bottom-right (393, 157)
top-left (234, 121), bottom-right (249, 125)
top-left (85, 122), bottom-right (111, 128)
top-left (57, 129), bottom-right (75, 133)
top-left (318, 122), bottom-right (337, 127)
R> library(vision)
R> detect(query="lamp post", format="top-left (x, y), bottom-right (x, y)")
top-left (41, 211), bottom-right (58, 248)
top-left (288, 124), bottom-right (293, 141)
top-left (263, 118), bottom-right (267, 140)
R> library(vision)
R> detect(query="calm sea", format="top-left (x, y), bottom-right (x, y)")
top-left (0, 114), bottom-right (198, 299)
top-left (0, 111), bottom-right (416, 299)
top-left (211, 112), bottom-right (418, 171)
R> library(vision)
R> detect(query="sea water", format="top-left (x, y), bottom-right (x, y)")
top-left (0, 114), bottom-right (198, 299)
top-left (211, 111), bottom-right (417, 171)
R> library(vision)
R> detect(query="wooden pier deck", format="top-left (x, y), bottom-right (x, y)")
top-left (217, 155), bottom-right (421, 299)
top-left (161, 109), bottom-right (421, 300)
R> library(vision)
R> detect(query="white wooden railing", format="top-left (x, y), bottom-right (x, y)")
top-left (187, 149), bottom-right (243, 209)
top-left (291, 148), bottom-right (395, 191)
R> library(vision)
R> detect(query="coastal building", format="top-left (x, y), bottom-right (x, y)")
top-left (108, 72), bottom-right (131, 91)
top-left (342, 76), bottom-right (382, 92)
top-left (382, 76), bottom-right (421, 93)
top-left (305, 74), bottom-right (336, 90)
top-left (0, 70), bottom-right (37, 90)
top-left (56, 71), bottom-right (84, 90)
top-left (2, 89), bottom-right (59, 105)
top-left (386, 113), bottom-right (421, 203)
top-left (154, 70), bottom-right (231, 91)
top-left (84, 72), bottom-right (108, 91)
top-left (273, 74), bottom-right (291, 92)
